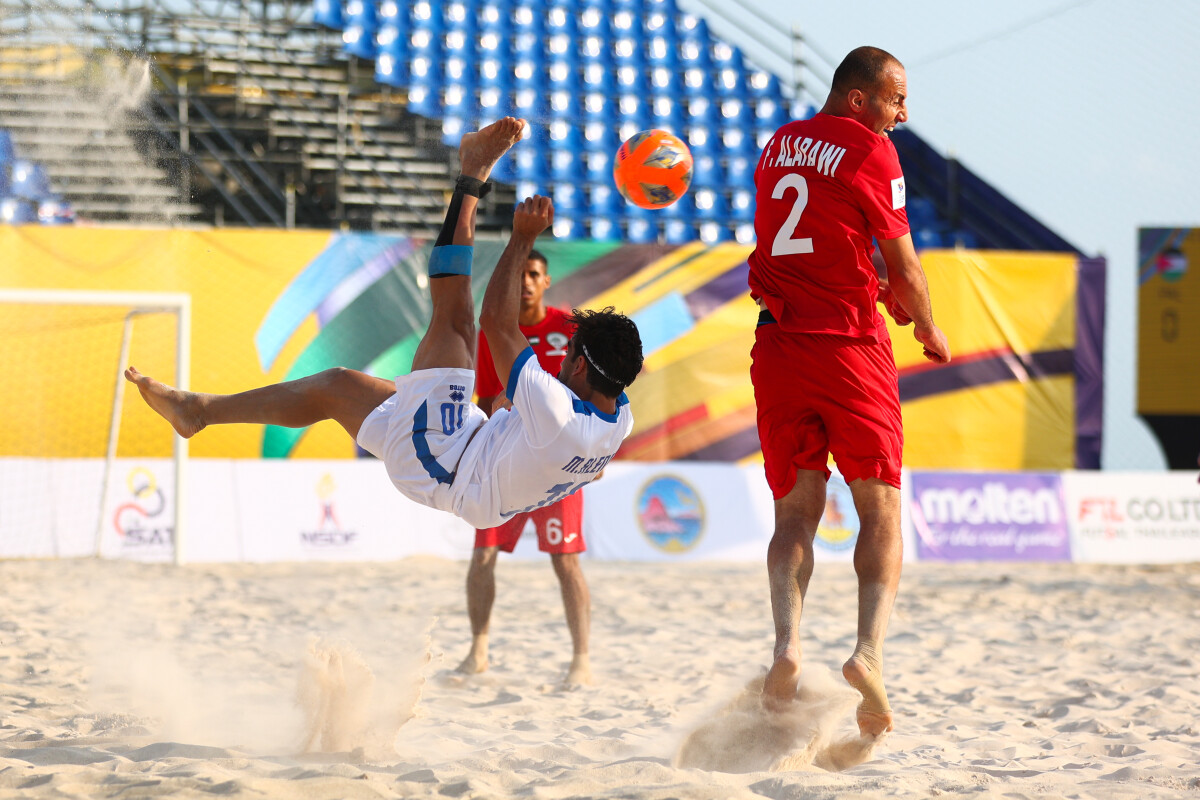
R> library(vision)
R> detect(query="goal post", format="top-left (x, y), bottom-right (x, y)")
top-left (0, 289), bottom-right (191, 564)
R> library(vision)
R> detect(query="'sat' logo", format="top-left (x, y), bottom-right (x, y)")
top-left (112, 467), bottom-right (173, 548)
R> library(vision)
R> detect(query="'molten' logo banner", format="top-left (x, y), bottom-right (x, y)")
top-left (911, 472), bottom-right (1071, 561)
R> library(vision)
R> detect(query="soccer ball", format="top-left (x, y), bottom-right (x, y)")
top-left (612, 129), bottom-right (693, 210)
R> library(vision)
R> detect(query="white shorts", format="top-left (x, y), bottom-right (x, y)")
top-left (356, 368), bottom-right (488, 515)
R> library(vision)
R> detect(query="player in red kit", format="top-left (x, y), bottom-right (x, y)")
top-left (457, 249), bottom-right (593, 687)
top-left (748, 46), bottom-right (951, 737)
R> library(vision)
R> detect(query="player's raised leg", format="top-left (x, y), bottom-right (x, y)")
top-left (842, 477), bottom-right (902, 737)
top-left (458, 545), bottom-right (500, 674)
top-left (411, 116), bottom-right (526, 373)
top-left (124, 365), bottom-right (395, 442)
top-left (552, 552), bottom-right (592, 687)
top-left (762, 470), bottom-right (826, 710)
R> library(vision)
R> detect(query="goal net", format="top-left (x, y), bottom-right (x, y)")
top-left (0, 289), bottom-right (190, 563)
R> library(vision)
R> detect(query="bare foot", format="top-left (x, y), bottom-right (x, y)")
top-left (459, 117), bottom-right (526, 181)
top-left (843, 656), bottom-right (894, 737)
top-left (124, 366), bottom-right (205, 438)
top-left (562, 654), bottom-right (592, 688)
top-left (456, 637), bottom-right (489, 675)
top-left (762, 650), bottom-right (801, 711)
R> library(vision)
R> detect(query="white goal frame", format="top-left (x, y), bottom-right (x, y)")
top-left (0, 288), bottom-right (191, 564)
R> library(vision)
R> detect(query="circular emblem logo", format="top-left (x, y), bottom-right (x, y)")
top-left (636, 474), bottom-right (705, 553)
top-left (816, 474), bottom-right (859, 551)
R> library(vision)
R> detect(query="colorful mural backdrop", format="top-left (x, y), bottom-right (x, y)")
top-left (1, 226), bottom-right (1104, 468)
top-left (1137, 227), bottom-right (1200, 468)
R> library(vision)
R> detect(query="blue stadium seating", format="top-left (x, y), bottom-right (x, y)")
top-left (513, 142), bottom-right (550, 184)
top-left (587, 215), bottom-right (621, 240)
top-left (950, 228), bottom-right (980, 249)
top-left (550, 134), bottom-right (586, 183)
top-left (663, 191), bottom-right (694, 222)
top-left (0, 131), bottom-right (11, 197)
top-left (906, 196), bottom-right (938, 229)
top-left (10, 159), bottom-right (51, 200)
top-left (699, 220), bottom-right (732, 243)
top-left (0, 196), bottom-right (37, 224)
top-left (552, 181), bottom-right (583, 214)
top-left (373, 1), bottom-right (408, 84)
top-left (588, 182), bottom-right (622, 217)
top-left (584, 147), bottom-right (615, 187)
top-left (755, 96), bottom-right (791, 138)
top-left (626, 218), bottom-right (658, 244)
top-left (721, 124), bottom-right (757, 160)
top-left (912, 227), bottom-right (945, 249)
top-left (693, 187), bottom-right (727, 221)
top-left (664, 218), bottom-right (694, 244)
top-left (341, 0), bottom-right (377, 59)
top-left (313, 0), bottom-right (958, 241)
top-left (729, 188), bottom-right (754, 222)
top-left (313, 0), bottom-right (344, 29)
top-left (690, 152), bottom-right (721, 187)
top-left (724, 154), bottom-right (755, 190)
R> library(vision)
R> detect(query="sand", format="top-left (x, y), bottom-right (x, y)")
top-left (1, 556), bottom-right (1198, 799)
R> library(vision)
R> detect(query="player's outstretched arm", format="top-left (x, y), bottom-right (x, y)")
top-left (479, 195), bottom-right (555, 392)
top-left (877, 233), bottom-right (951, 364)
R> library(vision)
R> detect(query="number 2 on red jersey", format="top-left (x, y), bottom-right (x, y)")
top-left (770, 174), bottom-right (814, 257)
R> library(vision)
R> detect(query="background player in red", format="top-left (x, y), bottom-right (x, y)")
top-left (457, 249), bottom-right (593, 687)
top-left (748, 46), bottom-right (951, 737)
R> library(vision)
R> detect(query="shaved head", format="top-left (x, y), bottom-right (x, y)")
top-left (830, 46), bottom-right (902, 95)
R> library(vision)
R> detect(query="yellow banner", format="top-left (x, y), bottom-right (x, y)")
top-left (1, 228), bottom-right (1089, 470)
top-left (893, 250), bottom-right (1078, 470)
top-left (0, 226), bottom-right (341, 458)
top-left (1138, 229), bottom-right (1200, 414)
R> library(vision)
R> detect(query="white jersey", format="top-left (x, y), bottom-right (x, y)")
top-left (452, 348), bottom-right (632, 527)
top-left (356, 347), bottom-right (632, 530)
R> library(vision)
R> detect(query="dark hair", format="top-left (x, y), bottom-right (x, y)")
top-left (567, 306), bottom-right (643, 398)
top-left (527, 248), bottom-right (548, 268)
top-left (830, 46), bottom-right (901, 95)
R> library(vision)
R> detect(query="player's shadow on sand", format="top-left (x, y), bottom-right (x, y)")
top-left (675, 666), bottom-right (880, 773)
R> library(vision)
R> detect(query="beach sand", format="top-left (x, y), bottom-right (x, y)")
top-left (1, 557), bottom-right (1198, 799)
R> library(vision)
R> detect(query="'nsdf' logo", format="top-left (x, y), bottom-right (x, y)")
top-left (301, 474), bottom-right (358, 548)
top-left (637, 475), bottom-right (704, 554)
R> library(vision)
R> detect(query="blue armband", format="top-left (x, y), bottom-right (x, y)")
top-left (428, 245), bottom-right (473, 278)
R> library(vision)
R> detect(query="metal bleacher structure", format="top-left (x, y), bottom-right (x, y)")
top-left (0, 0), bottom-right (1078, 250)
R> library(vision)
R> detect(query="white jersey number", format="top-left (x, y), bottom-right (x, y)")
top-left (544, 517), bottom-right (563, 546)
top-left (439, 402), bottom-right (465, 436)
top-left (770, 173), bottom-right (814, 256)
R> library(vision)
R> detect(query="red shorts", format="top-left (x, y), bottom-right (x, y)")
top-left (474, 490), bottom-right (585, 554)
top-left (751, 324), bottom-right (903, 498)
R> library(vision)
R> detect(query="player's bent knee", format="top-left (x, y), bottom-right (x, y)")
top-left (315, 366), bottom-right (357, 393)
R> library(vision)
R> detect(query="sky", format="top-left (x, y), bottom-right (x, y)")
top-left (689, 0), bottom-right (1200, 469)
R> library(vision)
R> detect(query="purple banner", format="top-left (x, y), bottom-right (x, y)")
top-left (911, 472), bottom-right (1071, 561)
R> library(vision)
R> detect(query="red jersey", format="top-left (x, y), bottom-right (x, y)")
top-left (476, 305), bottom-right (574, 399)
top-left (748, 113), bottom-right (910, 341)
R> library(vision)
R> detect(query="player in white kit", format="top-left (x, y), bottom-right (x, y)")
top-left (124, 117), bottom-right (644, 529)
